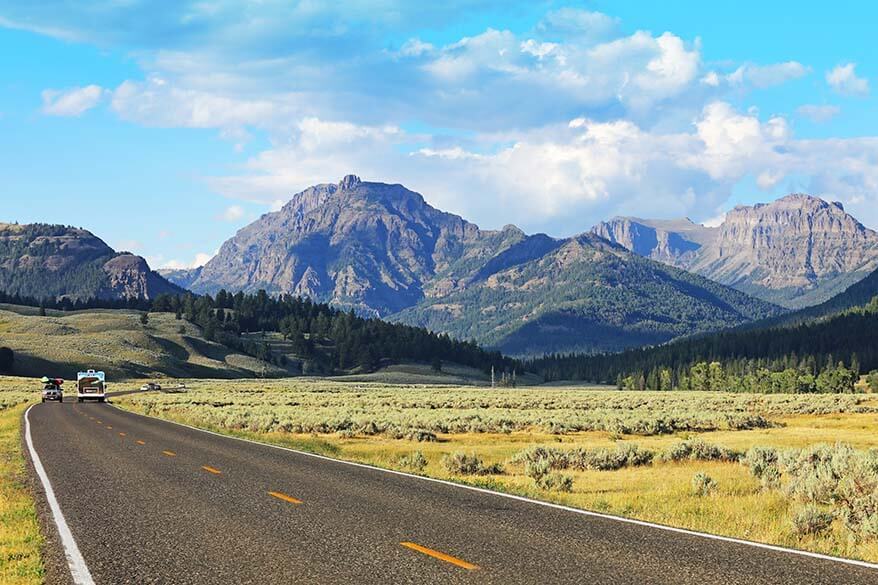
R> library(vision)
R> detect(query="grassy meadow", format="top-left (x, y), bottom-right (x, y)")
top-left (113, 378), bottom-right (878, 562)
top-left (0, 378), bottom-right (43, 585)
top-left (0, 306), bottom-right (289, 380)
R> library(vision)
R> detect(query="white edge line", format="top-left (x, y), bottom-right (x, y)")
top-left (24, 405), bottom-right (96, 585)
top-left (110, 403), bottom-right (878, 572)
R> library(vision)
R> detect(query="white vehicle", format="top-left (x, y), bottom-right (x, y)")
top-left (77, 370), bottom-right (107, 402)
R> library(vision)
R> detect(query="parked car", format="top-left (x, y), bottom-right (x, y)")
top-left (41, 377), bottom-right (64, 403)
top-left (140, 382), bottom-right (162, 391)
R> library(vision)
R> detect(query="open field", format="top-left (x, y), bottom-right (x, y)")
top-left (0, 307), bottom-right (289, 379)
top-left (113, 378), bottom-right (878, 562)
top-left (0, 378), bottom-right (43, 585)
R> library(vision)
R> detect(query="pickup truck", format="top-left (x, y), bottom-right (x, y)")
top-left (41, 377), bottom-right (64, 403)
top-left (77, 370), bottom-right (107, 402)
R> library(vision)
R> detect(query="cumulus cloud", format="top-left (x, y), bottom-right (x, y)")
top-left (826, 63), bottom-right (869, 96)
top-left (208, 102), bottom-right (878, 233)
top-left (41, 85), bottom-right (105, 116)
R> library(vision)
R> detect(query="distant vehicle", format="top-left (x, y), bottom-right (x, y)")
top-left (77, 370), bottom-right (107, 402)
top-left (40, 377), bottom-right (64, 403)
top-left (140, 382), bottom-right (162, 391)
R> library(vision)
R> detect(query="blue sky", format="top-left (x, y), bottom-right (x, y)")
top-left (2, 1), bottom-right (877, 269)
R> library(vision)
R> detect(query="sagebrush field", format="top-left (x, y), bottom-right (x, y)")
top-left (114, 378), bottom-right (878, 562)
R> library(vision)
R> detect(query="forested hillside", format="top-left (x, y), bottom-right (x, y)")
top-left (0, 223), bottom-right (182, 300)
top-left (531, 296), bottom-right (878, 392)
top-left (0, 289), bottom-right (517, 376)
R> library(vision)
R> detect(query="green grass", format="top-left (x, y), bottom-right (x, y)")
top-left (114, 378), bottom-right (878, 562)
top-left (0, 307), bottom-right (289, 380)
top-left (0, 379), bottom-right (43, 585)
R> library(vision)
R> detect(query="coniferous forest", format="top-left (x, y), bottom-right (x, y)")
top-left (0, 289), bottom-right (517, 375)
top-left (529, 296), bottom-right (878, 392)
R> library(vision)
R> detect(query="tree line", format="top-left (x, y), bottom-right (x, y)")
top-left (0, 289), bottom-right (519, 375)
top-left (529, 296), bottom-right (878, 392)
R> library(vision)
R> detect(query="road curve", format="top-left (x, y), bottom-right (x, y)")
top-left (25, 398), bottom-right (878, 585)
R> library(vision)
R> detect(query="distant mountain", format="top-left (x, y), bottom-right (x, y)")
top-left (185, 175), bottom-right (781, 356)
top-left (393, 232), bottom-right (781, 356)
top-left (157, 266), bottom-right (202, 290)
top-left (593, 194), bottom-right (878, 309)
top-left (0, 223), bottom-right (183, 301)
top-left (752, 265), bottom-right (878, 330)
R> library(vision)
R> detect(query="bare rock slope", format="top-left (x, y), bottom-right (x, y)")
top-left (592, 194), bottom-right (878, 308)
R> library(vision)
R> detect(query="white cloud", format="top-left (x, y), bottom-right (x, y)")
top-left (796, 104), bottom-right (841, 123)
top-left (161, 251), bottom-right (214, 269)
top-left (826, 63), bottom-right (869, 96)
top-left (110, 77), bottom-right (292, 132)
top-left (208, 102), bottom-right (878, 233)
top-left (41, 85), bottom-right (105, 116)
top-left (217, 205), bottom-right (244, 222)
top-left (536, 8), bottom-right (619, 44)
top-left (739, 61), bottom-right (809, 88)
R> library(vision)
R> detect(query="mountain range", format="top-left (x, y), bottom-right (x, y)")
top-left (9, 177), bottom-right (877, 358)
top-left (0, 223), bottom-right (182, 301)
top-left (161, 176), bottom-right (782, 355)
top-left (592, 194), bottom-right (878, 309)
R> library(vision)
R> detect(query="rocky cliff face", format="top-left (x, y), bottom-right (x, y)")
top-left (592, 217), bottom-right (714, 267)
top-left (0, 223), bottom-right (182, 301)
top-left (592, 194), bottom-right (878, 308)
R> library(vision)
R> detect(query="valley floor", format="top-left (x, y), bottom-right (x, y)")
top-left (107, 378), bottom-right (878, 563)
top-left (6, 374), bottom-right (878, 580)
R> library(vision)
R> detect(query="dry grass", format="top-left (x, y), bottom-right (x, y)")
top-left (0, 379), bottom-right (43, 584)
top-left (114, 378), bottom-right (878, 562)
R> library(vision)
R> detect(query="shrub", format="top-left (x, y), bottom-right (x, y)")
top-left (792, 505), bottom-right (834, 537)
top-left (742, 446), bottom-right (781, 489)
top-left (442, 452), bottom-right (503, 476)
top-left (661, 439), bottom-right (741, 463)
top-left (691, 472), bottom-right (717, 496)
top-left (536, 472), bottom-right (574, 492)
top-left (397, 451), bottom-right (428, 473)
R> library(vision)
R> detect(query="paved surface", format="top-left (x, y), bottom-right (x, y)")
top-left (26, 398), bottom-right (878, 585)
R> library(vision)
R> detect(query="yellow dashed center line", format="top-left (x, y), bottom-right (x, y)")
top-left (202, 466), bottom-right (222, 475)
top-left (136, 440), bottom-right (145, 445)
top-left (162, 450), bottom-right (177, 457)
top-left (400, 542), bottom-right (480, 571)
top-left (106, 426), bottom-right (113, 430)
top-left (268, 491), bottom-right (303, 505)
top-left (118, 432), bottom-right (126, 437)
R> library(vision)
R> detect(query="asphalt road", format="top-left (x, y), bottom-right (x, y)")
top-left (25, 398), bottom-right (878, 585)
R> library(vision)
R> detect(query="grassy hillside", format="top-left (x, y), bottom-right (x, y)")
top-left (0, 306), bottom-right (289, 379)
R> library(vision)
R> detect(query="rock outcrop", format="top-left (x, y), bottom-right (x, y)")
top-left (592, 194), bottom-right (878, 308)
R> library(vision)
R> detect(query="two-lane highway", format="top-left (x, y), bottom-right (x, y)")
top-left (25, 398), bottom-right (878, 584)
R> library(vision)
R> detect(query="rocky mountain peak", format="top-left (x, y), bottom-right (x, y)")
top-left (339, 174), bottom-right (361, 190)
top-left (593, 193), bottom-right (878, 308)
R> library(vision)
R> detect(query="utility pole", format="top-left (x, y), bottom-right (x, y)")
top-left (491, 366), bottom-right (495, 388)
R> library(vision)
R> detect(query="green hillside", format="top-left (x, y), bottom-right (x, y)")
top-left (0, 306), bottom-right (288, 379)
top-left (395, 234), bottom-right (782, 357)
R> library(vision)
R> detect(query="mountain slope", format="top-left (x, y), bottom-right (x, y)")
top-left (0, 223), bottom-right (183, 301)
top-left (592, 195), bottom-right (878, 309)
top-left (186, 175), bottom-right (513, 314)
top-left (186, 176), bottom-right (782, 356)
top-left (393, 233), bottom-right (781, 356)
